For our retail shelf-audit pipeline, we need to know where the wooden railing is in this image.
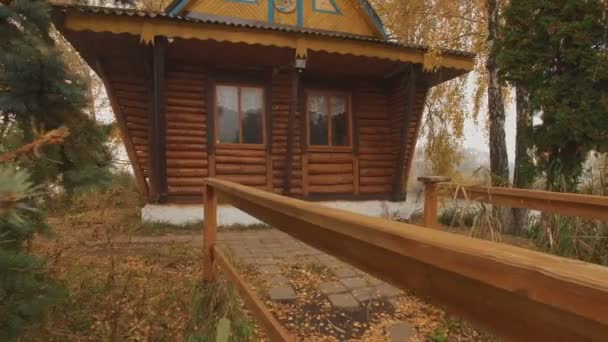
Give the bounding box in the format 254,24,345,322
202,178,608,341
418,176,608,229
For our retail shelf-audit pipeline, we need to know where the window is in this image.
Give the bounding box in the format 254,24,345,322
216,85,264,145
307,92,351,147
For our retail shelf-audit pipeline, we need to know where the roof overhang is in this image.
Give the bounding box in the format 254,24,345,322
52,5,475,73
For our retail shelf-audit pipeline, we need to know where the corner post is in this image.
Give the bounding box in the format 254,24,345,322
418,176,451,229
203,183,218,281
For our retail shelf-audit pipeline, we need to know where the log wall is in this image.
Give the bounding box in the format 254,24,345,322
103,61,428,203
102,58,150,188
165,63,208,197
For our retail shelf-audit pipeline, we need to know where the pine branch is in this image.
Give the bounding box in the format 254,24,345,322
0,127,70,163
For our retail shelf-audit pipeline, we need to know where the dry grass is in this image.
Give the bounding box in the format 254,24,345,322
23,180,259,341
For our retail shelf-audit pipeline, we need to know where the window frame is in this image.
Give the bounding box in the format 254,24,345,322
305,89,353,151
214,83,266,149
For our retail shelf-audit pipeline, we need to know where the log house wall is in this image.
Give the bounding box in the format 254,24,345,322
102,60,427,204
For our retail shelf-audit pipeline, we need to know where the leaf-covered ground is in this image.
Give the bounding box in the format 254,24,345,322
23,188,493,341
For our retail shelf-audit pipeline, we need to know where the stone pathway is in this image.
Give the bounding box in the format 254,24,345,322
217,229,405,311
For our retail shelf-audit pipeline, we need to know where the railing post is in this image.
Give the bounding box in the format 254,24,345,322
203,183,218,281
418,176,451,229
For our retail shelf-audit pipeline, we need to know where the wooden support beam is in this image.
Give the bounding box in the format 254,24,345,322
203,178,608,341
206,70,216,177
419,176,452,228
213,246,296,341
145,37,168,203
203,183,217,281
392,67,417,201
265,71,274,191
352,87,361,195
283,69,299,195
95,59,149,198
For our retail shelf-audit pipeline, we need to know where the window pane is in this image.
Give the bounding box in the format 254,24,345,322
217,86,239,143
241,87,264,144
331,96,348,146
308,95,328,145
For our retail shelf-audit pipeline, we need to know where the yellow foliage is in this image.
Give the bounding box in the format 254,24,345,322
372,0,489,175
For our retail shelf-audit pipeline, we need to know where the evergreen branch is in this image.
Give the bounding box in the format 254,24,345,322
0,126,70,163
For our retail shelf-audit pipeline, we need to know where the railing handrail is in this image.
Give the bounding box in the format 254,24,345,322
203,178,608,341
440,182,608,220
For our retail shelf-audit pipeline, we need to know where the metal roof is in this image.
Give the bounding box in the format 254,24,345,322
53,4,475,58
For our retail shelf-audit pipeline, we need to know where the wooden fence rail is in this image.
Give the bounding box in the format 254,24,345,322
418,176,608,229
202,178,608,341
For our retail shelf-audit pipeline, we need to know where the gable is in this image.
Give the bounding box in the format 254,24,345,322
167,0,386,38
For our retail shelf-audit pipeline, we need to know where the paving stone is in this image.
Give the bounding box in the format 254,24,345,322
375,283,402,298
320,281,349,295
328,293,360,311
340,276,368,290
386,322,417,342
254,257,277,266
351,287,375,302
333,267,359,278
269,274,290,286
269,286,297,302
258,265,282,275
365,275,383,286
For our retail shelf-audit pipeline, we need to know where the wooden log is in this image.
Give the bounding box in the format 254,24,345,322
165,151,207,159
166,136,206,144
203,184,217,281
273,179,302,187
359,154,394,161
167,177,205,186
359,184,392,194
166,128,206,137
164,113,205,123
360,176,392,185
217,174,267,185
166,143,206,151
309,174,354,185
353,158,360,195
216,156,266,165
308,163,353,175
308,153,353,163
166,159,208,168
167,168,209,177
360,168,394,176
215,148,266,157
166,121,206,130
216,164,266,174
165,106,204,115
112,82,146,93
166,97,204,107
309,184,353,194
359,160,394,168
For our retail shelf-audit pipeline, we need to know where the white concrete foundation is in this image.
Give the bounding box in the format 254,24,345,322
141,200,419,227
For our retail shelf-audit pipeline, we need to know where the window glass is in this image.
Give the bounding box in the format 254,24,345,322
241,87,264,144
331,96,348,146
308,95,328,145
217,85,239,143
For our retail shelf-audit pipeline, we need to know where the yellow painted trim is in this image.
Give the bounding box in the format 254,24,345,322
64,13,474,71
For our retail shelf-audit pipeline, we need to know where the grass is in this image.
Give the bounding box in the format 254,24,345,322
23,174,260,341
185,279,258,342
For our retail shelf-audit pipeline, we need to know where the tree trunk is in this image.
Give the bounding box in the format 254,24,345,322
512,86,532,235
486,0,513,232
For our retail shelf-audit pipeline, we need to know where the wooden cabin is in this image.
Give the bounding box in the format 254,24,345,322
52,1,474,224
